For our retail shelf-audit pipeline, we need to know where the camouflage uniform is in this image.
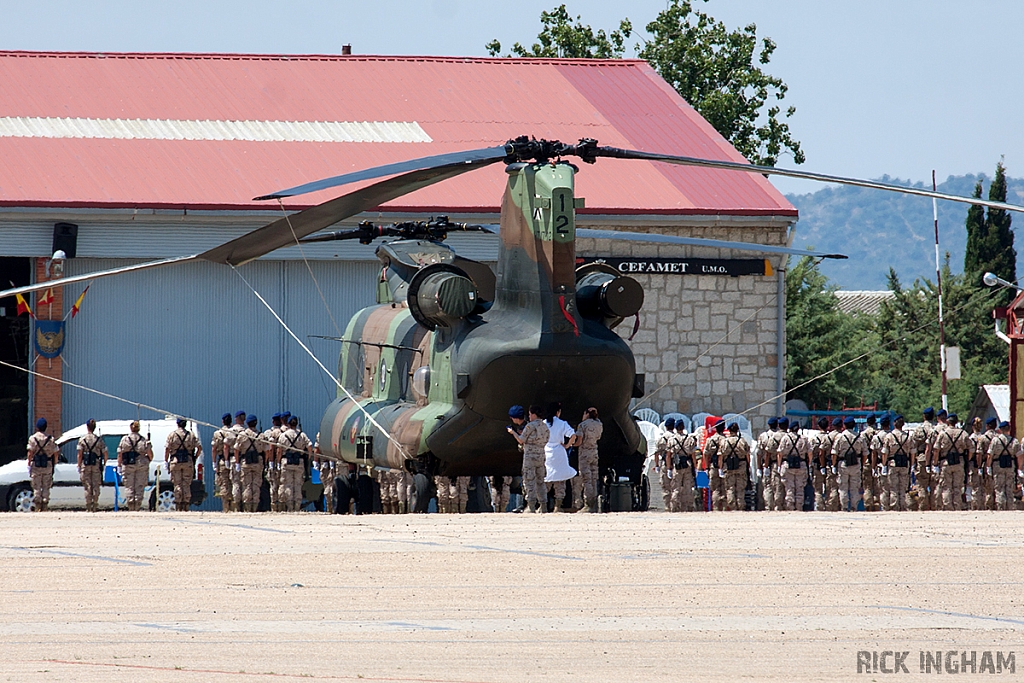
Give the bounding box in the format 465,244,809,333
859,424,879,511
233,425,265,512
832,428,867,512
881,427,913,511
77,431,108,512
807,428,829,511
719,433,749,511
27,430,59,511
912,420,937,511
672,431,699,512
655,430,678,511
261,422,283,511
435,475,454,513
491,475,512,513
776,430,809,511
520,419,549,512
277,426,311,512
970,427,995,510
988,431,1021,510
933,423,972,511
573,418,603,512
757,427,781,511
117,431,152,512
822,429,842,511
455,476,471,514
229,421,245,512
211,423,234,512
165,426,201,511
703,431,728,511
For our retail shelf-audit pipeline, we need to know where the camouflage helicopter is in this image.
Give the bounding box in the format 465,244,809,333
3,136,1024,512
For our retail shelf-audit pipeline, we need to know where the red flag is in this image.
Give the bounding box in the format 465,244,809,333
15,293,33,317
37,288,54,306
71,284,90,318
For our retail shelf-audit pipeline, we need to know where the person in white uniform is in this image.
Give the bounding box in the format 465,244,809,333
543,402,577,512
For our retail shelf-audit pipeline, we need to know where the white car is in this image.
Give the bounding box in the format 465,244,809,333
0,417,205,512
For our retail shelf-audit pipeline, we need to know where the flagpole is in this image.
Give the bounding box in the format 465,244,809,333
933,169,948,412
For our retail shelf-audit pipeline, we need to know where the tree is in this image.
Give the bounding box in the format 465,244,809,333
485,5,632,59
487,1,803,167
638,0,804,167
964,161,1017,304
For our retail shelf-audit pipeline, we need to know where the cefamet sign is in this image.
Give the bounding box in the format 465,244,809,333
576,257,774,278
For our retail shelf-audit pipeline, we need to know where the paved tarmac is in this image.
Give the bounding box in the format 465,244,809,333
3,510,1024,682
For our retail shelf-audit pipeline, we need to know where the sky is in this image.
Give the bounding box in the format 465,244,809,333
0,0,1021,195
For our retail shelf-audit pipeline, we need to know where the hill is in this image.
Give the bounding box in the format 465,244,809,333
785,174,1024,289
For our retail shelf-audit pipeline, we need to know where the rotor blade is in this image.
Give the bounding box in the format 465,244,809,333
200,157,502,266
254,145,509,200
0,255,200,299
576,229,847,260
592,147,1024,214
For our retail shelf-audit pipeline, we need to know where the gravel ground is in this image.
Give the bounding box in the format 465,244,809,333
2,510,1023,682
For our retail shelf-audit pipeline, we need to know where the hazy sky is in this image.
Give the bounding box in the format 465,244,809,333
1,0,1021,194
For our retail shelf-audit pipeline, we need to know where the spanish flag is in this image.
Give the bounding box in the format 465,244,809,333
71,284,90,318
37,288,54,306
15,293,33,317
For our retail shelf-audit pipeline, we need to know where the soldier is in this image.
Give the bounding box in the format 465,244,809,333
776,420,809,511
824,417,844,511
76,418,108,512
500,405,526,514
932,413,972,511
26,417,59,512
757,417,780,511
262,413,284,512
703,419,728,511
912,407,938,511
211,413,234,512
860,414,879,511
277,416,312,512
435,475,454,513
672,421,699,513
719,422,749,511
117,420,152,512
808,417,831,511
832,416,867,511
229,411,247,512
872,415,892,510
928,408,950,509
655,418,678,511
233,414,264,512
454,476,471,514
313,433,336,514
165,417,201,511
881,415,913,511
971,417,998,510
574,407,603,513
508,404,548,513
987,421,1021,511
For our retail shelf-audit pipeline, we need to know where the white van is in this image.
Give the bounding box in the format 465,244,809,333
0,416,205,512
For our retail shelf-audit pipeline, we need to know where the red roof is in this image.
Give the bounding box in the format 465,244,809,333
0,51,796,218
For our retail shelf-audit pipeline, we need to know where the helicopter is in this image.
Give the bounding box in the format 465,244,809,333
4,136,1024,512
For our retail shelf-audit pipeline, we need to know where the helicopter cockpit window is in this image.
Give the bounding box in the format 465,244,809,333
411,365,430,400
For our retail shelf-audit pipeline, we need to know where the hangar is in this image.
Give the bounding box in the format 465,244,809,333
0,50,797,480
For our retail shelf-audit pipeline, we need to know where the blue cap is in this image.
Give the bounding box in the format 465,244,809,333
937,409,948,419
923,407,935,417
817,417,829,429
222,413,232,422
999,421,1011,430
778,417,789,428
843,416,856,427
234,411,246,419
282,411,291,420
713,419,725,432
508,405,525,420
246,414,258,425
790,420,801,431
272,412,281,419
948,413,958,422
35,417,47,431
880,415,891,426
664,417,676,430
832,417,843,427
987,417,998,427
176,417,187,428
767,417,778,428
288,415,299,425
727,422,739,432
866,413,877,424
895,415,904,422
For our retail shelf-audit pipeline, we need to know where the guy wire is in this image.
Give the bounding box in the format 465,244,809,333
277,198,343,338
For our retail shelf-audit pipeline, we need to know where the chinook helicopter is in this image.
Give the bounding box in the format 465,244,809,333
4,136,1024,511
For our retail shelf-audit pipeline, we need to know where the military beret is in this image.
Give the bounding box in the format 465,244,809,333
832,417,843,427
767,417,778,427
778,417,790,428
999,421,1010,430
246,414,258,425
923,407,935,417
508,405,525,420
35,417,47,431
282,411,291,420
234,411,246,419
879,415,891,426
947,413,958,423
790,420,801,431
727,422,739,432
817,417,829,429
843,416,856,427
713,419,725,432
222,413,232,422
865,413,877,424
176,417,187,428
894,415,904,423
664,417,676,430
288,416,299,426
937,409,948,419
987,417,998,427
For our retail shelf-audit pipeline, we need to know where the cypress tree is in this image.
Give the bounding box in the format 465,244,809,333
963,181,986,282
984,162,1016,302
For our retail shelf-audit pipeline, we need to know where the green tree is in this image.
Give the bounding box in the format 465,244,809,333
485,5,632,59
785,257,873,409
487,1,803,167
964,161,1017,304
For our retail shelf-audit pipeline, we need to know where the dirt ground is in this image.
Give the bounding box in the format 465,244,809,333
2,510,1023,682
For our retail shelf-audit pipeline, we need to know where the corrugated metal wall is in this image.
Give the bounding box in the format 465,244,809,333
61,257,378,509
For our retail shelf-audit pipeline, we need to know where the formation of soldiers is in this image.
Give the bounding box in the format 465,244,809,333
654,409,1024,512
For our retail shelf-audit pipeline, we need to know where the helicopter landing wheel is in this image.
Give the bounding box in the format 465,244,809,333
411,473,434,513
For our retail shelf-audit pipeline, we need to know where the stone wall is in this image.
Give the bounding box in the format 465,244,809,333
576,219,793,431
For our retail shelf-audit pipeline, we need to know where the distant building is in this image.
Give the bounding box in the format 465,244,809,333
967,384,1010,426
833,290,895,316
